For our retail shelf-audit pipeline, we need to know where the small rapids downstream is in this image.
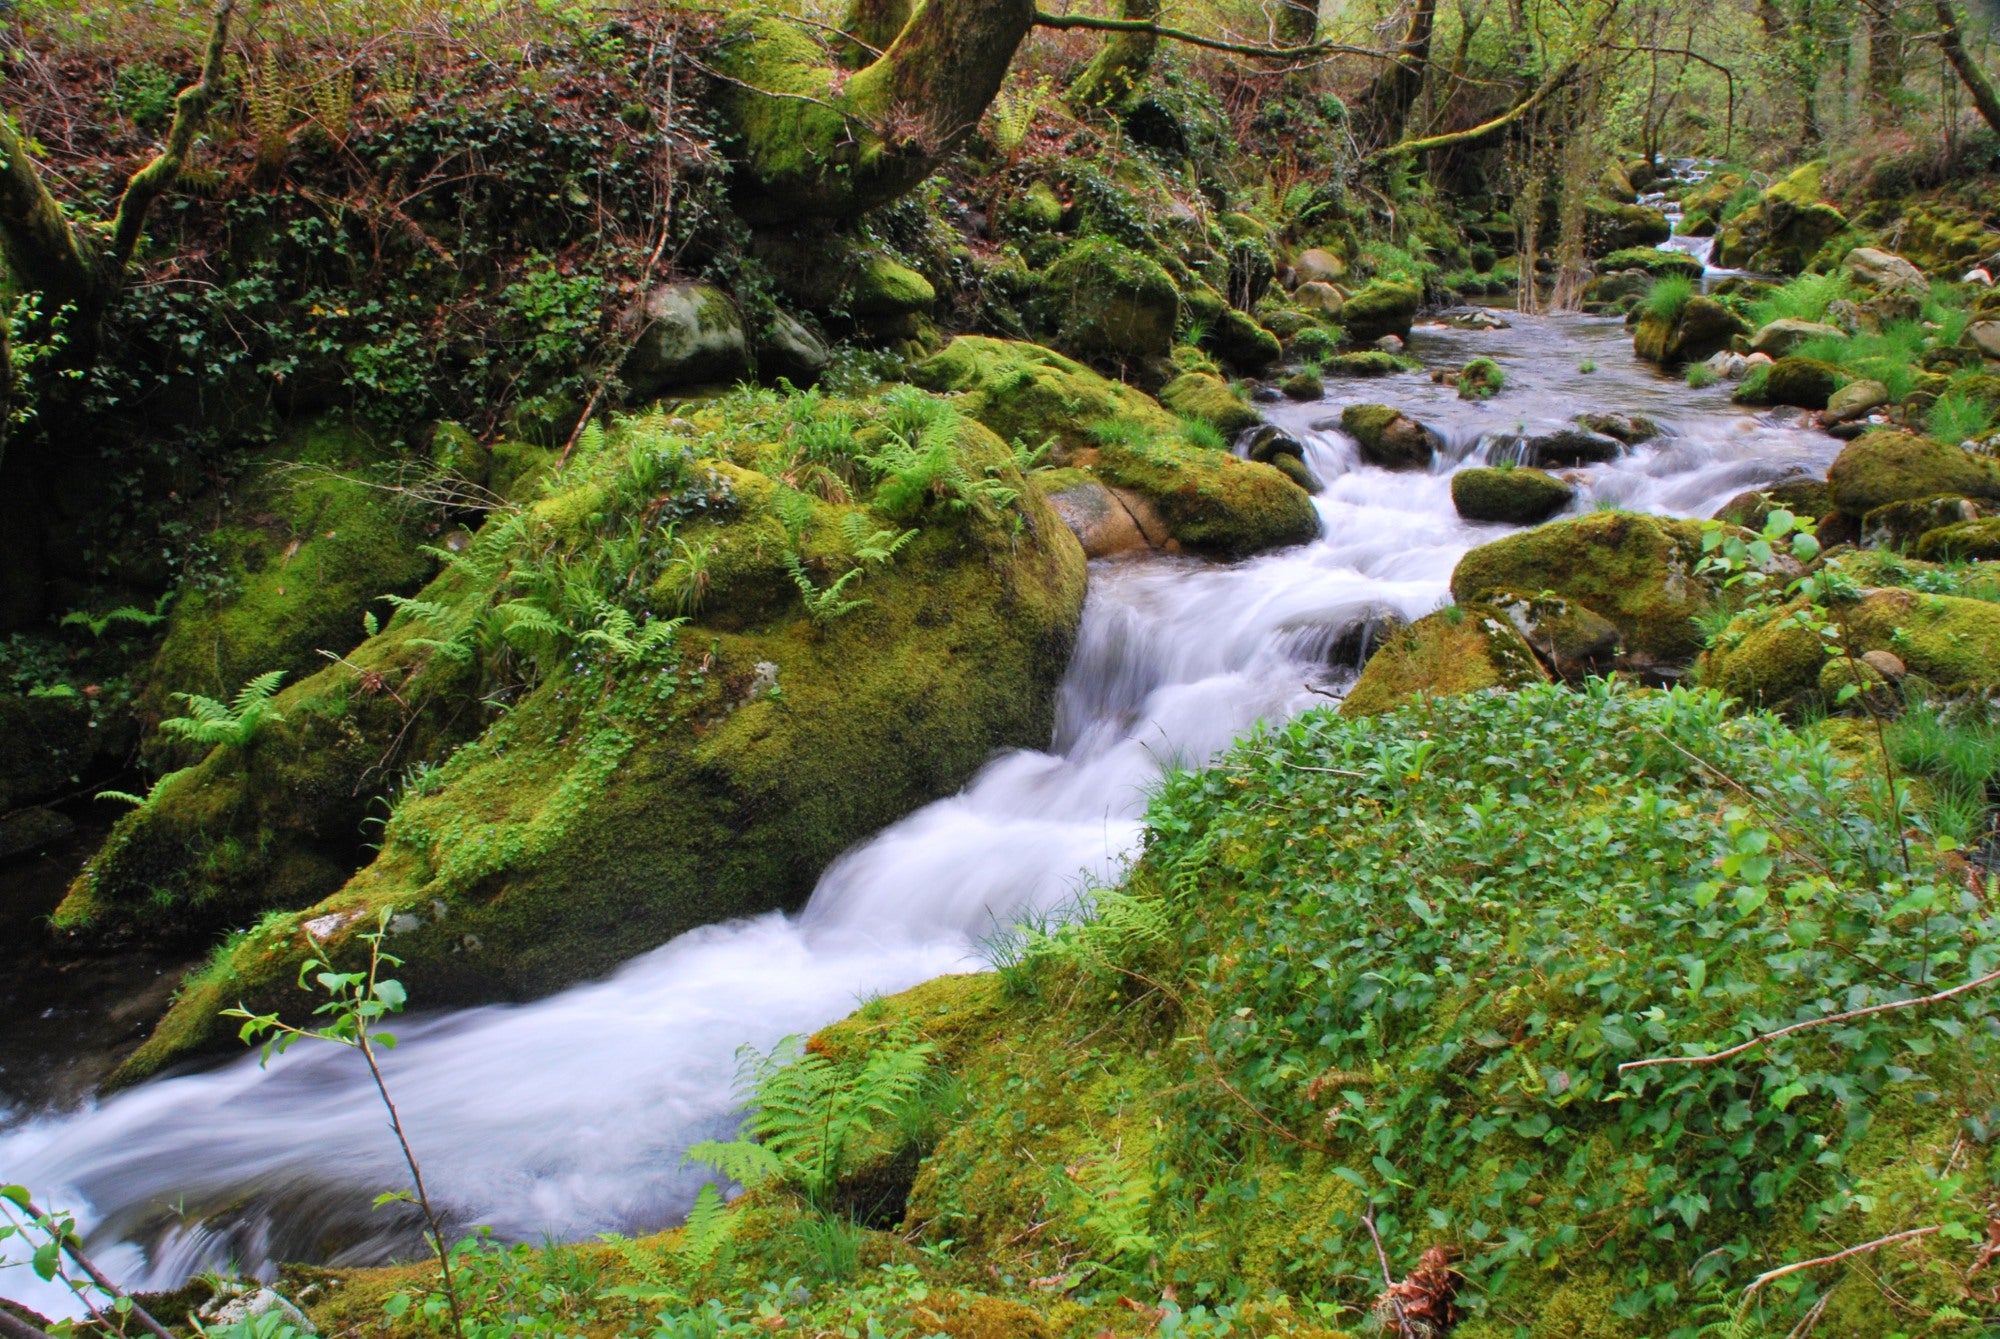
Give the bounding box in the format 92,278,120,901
0,313,1841,1315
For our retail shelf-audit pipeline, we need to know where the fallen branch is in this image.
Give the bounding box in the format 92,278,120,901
1032,10,1390,63
1745,1226,1940,1295
1362,1204,1417,1339
1619,967,2000,1074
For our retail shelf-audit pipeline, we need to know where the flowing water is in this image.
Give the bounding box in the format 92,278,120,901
0,312,1841,1317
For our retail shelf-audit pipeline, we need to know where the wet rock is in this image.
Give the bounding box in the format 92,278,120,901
1271,453,1323,493
0,806,75,861
1342,279,1421,344
1447,308,1512,330
622,282,751,397
1210,309,1283,373
1740,356,1842,410
1455,358,1505,401
1824,379,1889,424
1713,476,1832,529
1481,588,1624,680
1841,247,1930,298
1342,404,1438,470
759,311,831,386
1634,296,1749,366
1338,603,1548,718
1159,372,1261,435
1750,319,1845,358
1862,649,1908,680
1520,427,1624,468
1578,412,1660,445
1280,372,1323,401
1373,334,1407,353
1325,351,1405,377
1243,425,1307,464
1292,248,1347,285
1585,199,1671,254
1450,466,1574,525
1293,281,1344,315
1827,430,2000,515
1713,161,1847,275
1045,479,1165,557
1967,268,1994,287
198,1287,316,1335
1860,494,1986,551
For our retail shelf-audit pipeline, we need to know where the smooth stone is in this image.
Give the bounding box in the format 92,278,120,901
1824,379,1889,424
1841,246,1930,297
1750,319,1845,358
1969,321,2000,360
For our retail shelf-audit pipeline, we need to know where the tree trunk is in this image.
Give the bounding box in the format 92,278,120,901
1274,0,1318,50
1864,1,1905,122
1365,0,1438,146
1068,0,1161,111
0,112,108,318
716,0,1038,220
1936,0,2000,138
837,0,914,67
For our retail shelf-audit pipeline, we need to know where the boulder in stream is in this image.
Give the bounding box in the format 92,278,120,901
1341,404,1438,470
1339,603,1548,718
1451,466,1574,526
1826,430,2000,515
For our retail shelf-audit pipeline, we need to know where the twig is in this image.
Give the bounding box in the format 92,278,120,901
1363,1203,1416,1339
1031,10,1391,62
2,1200,174,1339
0,1305,58,1339
1745,1226,1939,1295
1619,967,2000,1074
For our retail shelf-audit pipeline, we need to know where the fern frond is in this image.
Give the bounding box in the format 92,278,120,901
683,1139,784,1189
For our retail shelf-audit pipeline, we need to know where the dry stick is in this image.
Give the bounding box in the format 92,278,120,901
1745,1226,1940,1295
7,1200,174,1339
1619,966,2000,1074
1362,1203,1417,1339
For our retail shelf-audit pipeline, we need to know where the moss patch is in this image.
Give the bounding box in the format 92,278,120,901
1339,604,1547,716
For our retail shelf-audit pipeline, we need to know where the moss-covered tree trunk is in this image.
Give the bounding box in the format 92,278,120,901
1067,0,1161,111
1274,0,1318,50
1364,0,1437,146
837,0,914,67
1936,0,2000,140
1864,0,1905,123
717,0,1038,220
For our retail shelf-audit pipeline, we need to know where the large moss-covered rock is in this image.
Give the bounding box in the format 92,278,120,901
1713,161,1848,275
1597,247,1703,278
102,395,1090,1083
622,283,752,397
1338,604,1547,717
1584,199,1671,255
1479,588,1624,680
911,338,1314,555
1714,477,1831,530
1634,296,1749,366
1342,403,1437,470
146,422,436,720
1860,495,1987,551
1339,279,1421,344
1206,309,1282,373
1036,237,1180,362
1158,372,1260,434
1915,515,2000,561
1826,430,2000,515
1450,466,1573,525
1450,512,1722,670
1736,356,1842,409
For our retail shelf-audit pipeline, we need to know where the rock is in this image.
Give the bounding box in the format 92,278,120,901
759,311,831,386
1860,495,1986,550
198,1287,315,1336
1600,161,1638,203
1862,649,1907,680
1293,281,1344,315
1597,247,1704,278
1159,372,1261,435
1210,309,1283,373
1915,516,2000,561
1824,379,1888,423
1518,427,1624,468
1446,308,1512,330
1451,511,1724,670
1634,296,1749,366
1045,480,1166,557
1713,477,1832,530
1578,412,1660,445
1373,334,1407,353
1342,404,1438,470
1280,372,1323,401
1342,279,1421,344
1585,199,1672,255
1338,604,1548,718
849,256,936,320
1712,161,1847,275
1000,180,1065,235
1292,248,1347,285
622,282,751,397
1455,357,1505,401
0,694,98,811
1826,430,2000,514
1450,466,1574,525
1705,351,1751,380
1966,321,2000,360
1243,425,1307,464
1038,238,1180,361
0,806,75,861
1750,319,1846,358
1740,356,1842,410
1480,588,1624,680
1841,247,1930,297
1324,351,1405,377
1967,268,1994,286
1270,453,1323,493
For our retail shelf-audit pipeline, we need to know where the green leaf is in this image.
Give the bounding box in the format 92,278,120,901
0,1185,29,1208
33,1241,59,1280
373,978,408,1010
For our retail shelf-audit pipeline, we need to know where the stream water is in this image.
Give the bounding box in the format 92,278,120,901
0,311,1842,1317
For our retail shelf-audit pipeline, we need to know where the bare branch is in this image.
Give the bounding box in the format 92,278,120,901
1746,1226,1940,1294
1619,967,2000,1075
1033,10,1392,63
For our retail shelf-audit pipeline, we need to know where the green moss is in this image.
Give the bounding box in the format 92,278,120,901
1915,515,2000,561
1323,350,1406,376
1337,278,1420,344
1450,466,1573,525
1158,372,1260,435
1736,355,1842,409
1596,247,1702,278
911,336,1177,458
1338,603,1547,716
1035,237,1180,362
1827,430,2000,515
999,180,1064,235
1696,599,1827,713
849,255,936,318
148,420,435,715
1341,402,1435,470
1456,356,1505,400
1450,512,1721,667
1204,308,1281,372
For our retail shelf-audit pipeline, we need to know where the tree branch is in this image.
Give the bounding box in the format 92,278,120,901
1619,966,2000,1074
1745,1226,1940,1294
1032,10,1391,63
107,0,238,274
0,106,98,309
1368,52,1584,160
0,1304,59,1339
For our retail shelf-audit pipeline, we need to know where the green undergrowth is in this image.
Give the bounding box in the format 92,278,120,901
311,682,2000,1339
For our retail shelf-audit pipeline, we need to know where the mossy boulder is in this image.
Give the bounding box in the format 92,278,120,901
1455,357,1505,400
1206,308,1282,373
1338,604,1547,717
1036,238,1180,362
1479,588,1624,680
1736,356,1842,410
1450,512,1722,670
102,397,1091,1083
999,180,1065,236
1859,495,1987,551
1339,279,1421,344
1324,350,1406,377
1584,199,1671,255
913,338,1314,555
1713,477,1832,530
1634,296,1749,366
621,282,751,398
1280,372,1323,401
1826,430,2000,515
1341,403,1437,471
1597,247,1703,278
1915,515,2000,561
146,422,436,722
1450,466,1573,525
1713,162,1847,275
1158,372,1260,434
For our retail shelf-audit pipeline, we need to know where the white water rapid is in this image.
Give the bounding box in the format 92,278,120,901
1,314,1841,1317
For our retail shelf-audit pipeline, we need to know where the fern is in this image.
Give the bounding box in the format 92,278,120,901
686,1026,936,1208
861,392,1020,523
60,593,172,639
986,76,1052,155
160,670,288,749
838,513,919,568
98,767,192,813
1063,1146,1158,1273
786,554,871,627
772,484,819,544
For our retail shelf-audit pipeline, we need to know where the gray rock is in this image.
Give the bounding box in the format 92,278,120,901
1841,246,1930,297
1373,334,1406,353
622,283,750,399
1293,281,1343,315
1578,412,1660,445
0,806,75,861
1243,425,1307,464
1520,427,1624,468
1045,481,1170,557
1824,379,1889,423
198,1287,316,1335
759,311,831,386
1969,321,2000,360
1750,319,1845,358
1292,248,1346,285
